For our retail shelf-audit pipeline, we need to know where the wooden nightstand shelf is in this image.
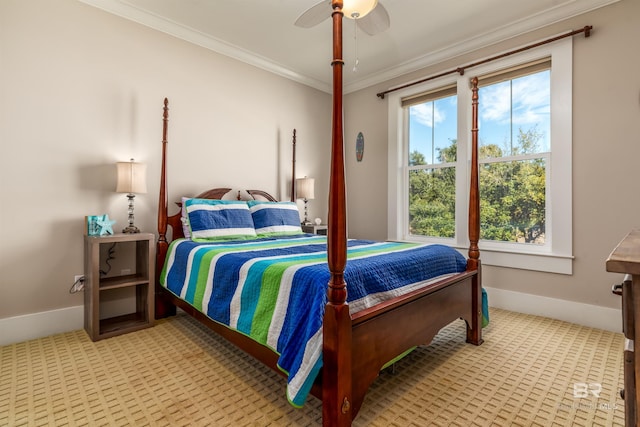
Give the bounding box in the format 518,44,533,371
302,224,328,235
84,233,155,341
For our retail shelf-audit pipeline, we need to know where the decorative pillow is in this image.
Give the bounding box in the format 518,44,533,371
185,199,257,241
181,197,191,238
247,201,303,237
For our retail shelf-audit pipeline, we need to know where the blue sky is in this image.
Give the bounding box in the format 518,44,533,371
409,71,550,164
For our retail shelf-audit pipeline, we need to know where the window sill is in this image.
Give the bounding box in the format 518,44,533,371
399,235,572,274
452,245,573,275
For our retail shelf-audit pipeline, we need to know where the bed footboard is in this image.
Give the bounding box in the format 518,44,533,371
348,270,482,418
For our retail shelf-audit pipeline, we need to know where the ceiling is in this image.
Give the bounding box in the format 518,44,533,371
80,0,617,94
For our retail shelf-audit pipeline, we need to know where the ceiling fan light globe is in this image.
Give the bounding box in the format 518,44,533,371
343,0,378,19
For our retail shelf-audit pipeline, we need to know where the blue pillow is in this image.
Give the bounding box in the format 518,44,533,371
247,201,303,237
185,199,257,241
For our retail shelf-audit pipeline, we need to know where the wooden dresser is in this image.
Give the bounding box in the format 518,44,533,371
607,229,640,426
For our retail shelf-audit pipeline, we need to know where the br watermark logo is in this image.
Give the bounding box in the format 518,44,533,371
573,382,602,398
556,382,618,411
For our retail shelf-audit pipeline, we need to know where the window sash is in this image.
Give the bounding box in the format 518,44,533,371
479,153,550,246
408,161,456,171
479,152,548,165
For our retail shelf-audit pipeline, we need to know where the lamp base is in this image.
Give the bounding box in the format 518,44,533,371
122,225,141,234
301,198,312,226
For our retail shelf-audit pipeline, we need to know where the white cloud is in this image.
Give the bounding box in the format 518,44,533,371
512,73,550,125
410,103,445,127
480,72,550,126
480,82,511,122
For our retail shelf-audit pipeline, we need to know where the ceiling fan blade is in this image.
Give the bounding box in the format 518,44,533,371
295,0,332,28
357,2,390,35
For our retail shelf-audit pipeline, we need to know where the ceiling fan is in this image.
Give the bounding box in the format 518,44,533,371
295,0,390,36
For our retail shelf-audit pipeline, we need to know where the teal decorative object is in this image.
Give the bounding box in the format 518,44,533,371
96,215,116,236
87,214,116,236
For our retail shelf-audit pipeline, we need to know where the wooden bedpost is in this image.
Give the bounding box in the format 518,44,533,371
323,1,352,426
467,77,483,345
291,129,297,202
468,78,480,267
158,98,169,251
156,98,176,319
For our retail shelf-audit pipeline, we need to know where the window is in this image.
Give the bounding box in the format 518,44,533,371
477,61,550,246
406,86,457,239
387,39,573,274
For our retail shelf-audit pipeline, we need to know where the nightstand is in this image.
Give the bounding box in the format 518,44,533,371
84,233,155,341
302,224,328,235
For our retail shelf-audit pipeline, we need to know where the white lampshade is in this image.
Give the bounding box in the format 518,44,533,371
296,177,315,200
116,159,147,194
343,0,378,19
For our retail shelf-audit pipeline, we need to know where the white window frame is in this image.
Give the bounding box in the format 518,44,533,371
387,37,573,274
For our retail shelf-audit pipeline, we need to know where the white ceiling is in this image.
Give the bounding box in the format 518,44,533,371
80,0,617,94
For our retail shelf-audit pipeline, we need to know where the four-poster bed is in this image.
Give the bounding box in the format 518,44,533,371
155,2,483,425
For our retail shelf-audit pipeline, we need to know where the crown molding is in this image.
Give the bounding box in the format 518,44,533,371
80,0,618,95
345,0,620,93
78,0,331,93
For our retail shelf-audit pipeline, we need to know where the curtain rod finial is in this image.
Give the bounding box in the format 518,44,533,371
584,25,592,37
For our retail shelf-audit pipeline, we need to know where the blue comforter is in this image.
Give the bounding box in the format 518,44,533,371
160,234,467,406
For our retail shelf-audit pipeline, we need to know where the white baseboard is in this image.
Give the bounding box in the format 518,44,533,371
0,305,84,347
485,287,622,333
0,289,623,346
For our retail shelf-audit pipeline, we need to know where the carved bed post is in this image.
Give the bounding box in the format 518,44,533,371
156,98,176,319
467,77,483,345
468,78,480,267
291,129,297,202
323,1,352,426
158,98,169,251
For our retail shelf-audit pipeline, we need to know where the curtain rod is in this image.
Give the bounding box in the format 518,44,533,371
376,25,592,99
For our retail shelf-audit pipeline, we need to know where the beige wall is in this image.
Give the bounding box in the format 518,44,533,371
343,0,640,310
0,0,331,320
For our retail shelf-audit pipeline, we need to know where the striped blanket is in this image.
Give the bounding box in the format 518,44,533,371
160,235,467,407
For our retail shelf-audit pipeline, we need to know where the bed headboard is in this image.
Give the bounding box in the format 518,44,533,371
156,98,295,278
164,187,279,242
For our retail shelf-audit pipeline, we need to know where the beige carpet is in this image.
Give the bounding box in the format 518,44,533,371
0,308,625,426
